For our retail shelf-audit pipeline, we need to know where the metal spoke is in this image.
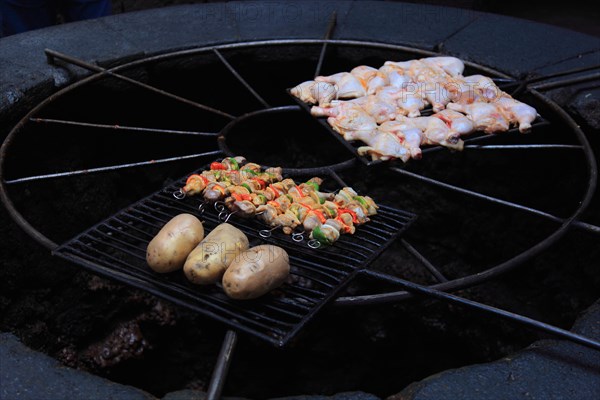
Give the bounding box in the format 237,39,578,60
361,269,600,352
5,150,224,184
390,167,600,235
45,49,236,120
327,167,349,188
206,330,238,400
401,239,448,283
314,11,337,78
464,144,583,150
528,63,600,84
530,72,600,91
212,48,271,109
31,118,218,136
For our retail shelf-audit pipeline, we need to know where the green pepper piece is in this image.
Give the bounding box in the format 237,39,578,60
312,226,332,245
228,157,239,170
241,183,252,193
320,197,325,204
257,194,267,203
242,168,258,176
354,196,368,209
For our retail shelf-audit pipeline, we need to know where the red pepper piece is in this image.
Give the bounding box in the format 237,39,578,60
338,208,359,224
210,162,226,170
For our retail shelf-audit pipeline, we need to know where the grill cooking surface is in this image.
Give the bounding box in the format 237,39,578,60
288,86,548,166
53,169,416,347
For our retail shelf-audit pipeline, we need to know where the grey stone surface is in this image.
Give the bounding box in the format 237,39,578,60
224,1,354,41
531,50,600,77
100,4,239,55
388,300,600,400
337,2,479,50
442,14,600,76
566,88,600,130
161,389,247,400
0,333,156,400
160,390,379,400
270,392,380,400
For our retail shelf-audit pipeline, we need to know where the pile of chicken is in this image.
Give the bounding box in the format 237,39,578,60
181,157,378,245
291,56,538,161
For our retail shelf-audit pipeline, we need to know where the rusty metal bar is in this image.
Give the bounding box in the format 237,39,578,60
45,49,236,119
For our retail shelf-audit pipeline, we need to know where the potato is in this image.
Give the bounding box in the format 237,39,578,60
222,245,290,300
183,223,249,285
146,214,204,273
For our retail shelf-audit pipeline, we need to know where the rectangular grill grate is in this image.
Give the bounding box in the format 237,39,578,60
287,88,549,166
53,172,416,347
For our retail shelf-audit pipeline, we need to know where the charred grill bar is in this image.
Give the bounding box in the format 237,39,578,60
1,5,600,398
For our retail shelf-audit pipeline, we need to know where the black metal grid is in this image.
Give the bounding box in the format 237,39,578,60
52,167,415,347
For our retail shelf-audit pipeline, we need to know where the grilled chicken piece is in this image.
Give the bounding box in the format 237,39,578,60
311,101,378,141
496,96,537,133
274,210,301,234
378,65,411,89
357,130,411,162
422,56,465,77
368,86,426,118
377,122,424,160
434,109,476,136
447,102,510,134
290,80,337,106
396,115,463,150
392,87,427,118
420,81,452,112
351,65,388,94
445,75,501,104
315,72,367,99
385,59,448,84
265,167,283,182
350,65,388,94
257,204,278,225
349,94,399,124
226,199,256,218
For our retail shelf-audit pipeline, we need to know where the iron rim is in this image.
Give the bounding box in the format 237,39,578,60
0,39,597,306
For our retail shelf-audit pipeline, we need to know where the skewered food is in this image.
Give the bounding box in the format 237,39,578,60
180,156,283,203
146,214,205,273
183,223,249,285
291,56,539,161
178,159,379,247
222,245,290,300
221,174,378,245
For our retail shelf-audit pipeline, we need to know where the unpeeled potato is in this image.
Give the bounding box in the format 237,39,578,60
146,213,204,273
222,245,290,300
183,223,249,285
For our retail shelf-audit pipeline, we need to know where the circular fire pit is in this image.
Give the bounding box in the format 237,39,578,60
1,2,599,399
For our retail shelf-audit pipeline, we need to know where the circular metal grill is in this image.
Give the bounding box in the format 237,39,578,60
1,40,597,310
